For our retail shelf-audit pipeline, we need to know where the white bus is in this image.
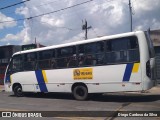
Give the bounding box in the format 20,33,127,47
4,31,156,100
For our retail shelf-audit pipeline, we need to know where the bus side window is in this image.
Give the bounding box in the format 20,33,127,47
129,37,140,62
67,54,77,67
57,46,77,68
105,36,140,64
78,42,104,67
23,53,37,71
8,55,22,74
95,42,105,65
51,58,56,68
84,54,93,66
78,45,85,66
38,50,55,70
84,43,95,65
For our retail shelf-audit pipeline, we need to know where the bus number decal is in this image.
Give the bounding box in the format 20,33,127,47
73,68,93,80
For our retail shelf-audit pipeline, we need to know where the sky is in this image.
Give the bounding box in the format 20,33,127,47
0,0,160,46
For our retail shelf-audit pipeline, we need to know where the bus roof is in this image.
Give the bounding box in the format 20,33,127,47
13,31,144,56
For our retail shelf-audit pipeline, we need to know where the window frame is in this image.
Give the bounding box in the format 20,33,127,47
7,55,23,74
77,41,105,67
105,36,140,65
23,52,37,71
37,49,56,70
56,46,77,69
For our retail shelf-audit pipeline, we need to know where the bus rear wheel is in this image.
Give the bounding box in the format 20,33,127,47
73,85,88,100
13,85,23,97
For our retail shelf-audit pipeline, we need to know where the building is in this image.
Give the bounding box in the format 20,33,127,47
21,43,45,51
0,45,21,85
150,30,160,46
150,29,160,82
0,43,45,85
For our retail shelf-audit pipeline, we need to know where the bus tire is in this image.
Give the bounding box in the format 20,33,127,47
13,85,23,97
73,85,88,100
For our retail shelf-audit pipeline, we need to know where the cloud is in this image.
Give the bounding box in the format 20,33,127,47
19,0,130,45
1,0,160,46
0,12,17,29
1,26,30,44
134,0,160,11
133,0,160,30
40,15,64,27
15,6,30,17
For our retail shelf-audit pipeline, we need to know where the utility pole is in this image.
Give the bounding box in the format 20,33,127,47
82,19,92,40
129,0,132,32
35,37,36,44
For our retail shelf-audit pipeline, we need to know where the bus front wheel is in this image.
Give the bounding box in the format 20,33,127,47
73,85,88,100
13,85,23,97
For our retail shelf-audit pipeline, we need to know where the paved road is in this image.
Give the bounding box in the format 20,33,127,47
0,86,160,120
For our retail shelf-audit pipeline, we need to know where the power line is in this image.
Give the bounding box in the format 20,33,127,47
1,0,62,16
0,0,93,24
0,0,30,10
91,27,98,37
28,0,93,20
28,0,61,9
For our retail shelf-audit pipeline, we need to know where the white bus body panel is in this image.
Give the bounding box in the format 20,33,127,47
8,64,142,93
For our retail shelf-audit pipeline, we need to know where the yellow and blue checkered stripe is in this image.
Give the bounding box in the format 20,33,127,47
35,70,48,92
123,63,140,82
